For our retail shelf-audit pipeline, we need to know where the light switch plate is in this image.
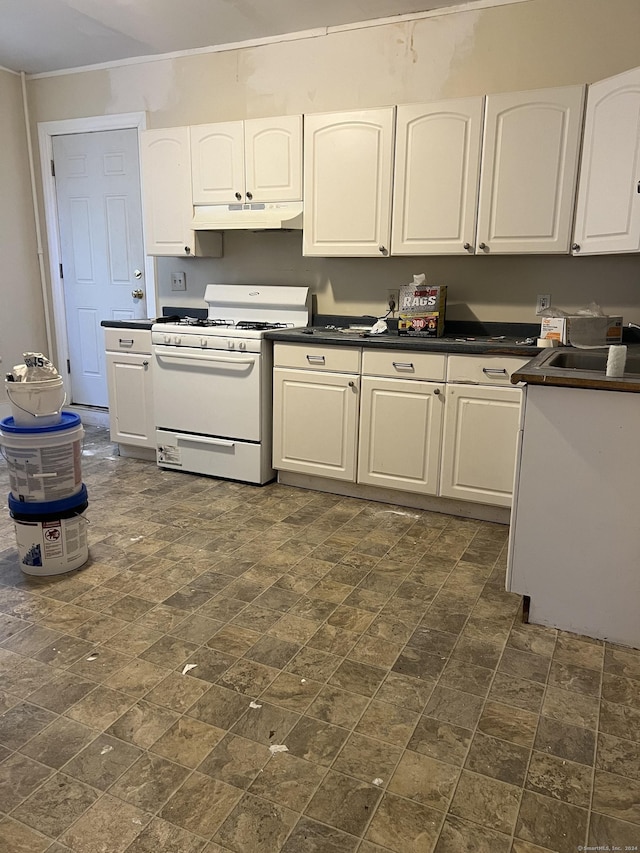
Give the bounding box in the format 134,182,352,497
171,272,186,291
536,294,551,315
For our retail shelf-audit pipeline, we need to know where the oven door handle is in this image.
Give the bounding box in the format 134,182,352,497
175,433,235,448
154,347,256,366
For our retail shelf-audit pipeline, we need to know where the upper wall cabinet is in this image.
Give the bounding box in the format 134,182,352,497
572,66,640,255
476,86,585,254
190,115,303,205
303,108,395,257
391,98,484,255
139,127,222,257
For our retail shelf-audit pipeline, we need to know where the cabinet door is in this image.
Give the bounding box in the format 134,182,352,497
303,108,395,257
191,121,245,204
392,98,484,255
273,369,359,480
573,66,640,255
245,115,302,202
358,377,444,494
476,86,584,254
106,352,155,448
440,384,522,507
140,127,194,256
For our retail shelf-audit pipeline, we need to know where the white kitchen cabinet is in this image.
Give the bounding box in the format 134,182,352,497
476,85,584,254
358,350,445,493
191,115,302,205
104,328,155,454
303,108,395,257
391,98,484,255
572,66,640,255
139,127,222,257
439,354,526,507
273,345,361,481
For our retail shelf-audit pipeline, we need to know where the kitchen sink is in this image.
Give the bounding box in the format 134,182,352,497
541,348,640,374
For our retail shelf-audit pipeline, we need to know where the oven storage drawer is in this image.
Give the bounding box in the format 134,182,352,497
156,429,270,484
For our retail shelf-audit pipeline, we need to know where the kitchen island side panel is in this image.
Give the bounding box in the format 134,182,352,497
508,384,640,646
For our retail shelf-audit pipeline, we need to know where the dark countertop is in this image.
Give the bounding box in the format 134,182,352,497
101,319,155,330
265,317,542,356
513,345,640,393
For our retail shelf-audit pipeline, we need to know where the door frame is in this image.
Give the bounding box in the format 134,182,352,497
37,111,155,404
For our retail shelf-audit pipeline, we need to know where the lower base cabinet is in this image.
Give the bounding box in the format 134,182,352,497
439,383,522,507
105,329,155,451
357,375,444,494
272,367,359,481
272,343,527,508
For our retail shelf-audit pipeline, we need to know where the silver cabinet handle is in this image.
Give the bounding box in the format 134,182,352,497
378,245,388,255
306,355,325,364
572,243,581,252
184,246,191,255
392,361,414,370
433,388,441,395
463,242,473,252
246,191,253,200
348,381,357,388
142,360,149,367
482,367,508,375
119,338,134,347
235,192,242,200
478,242,488,251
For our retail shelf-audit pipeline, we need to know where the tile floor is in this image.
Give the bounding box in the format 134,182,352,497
0,425,639,853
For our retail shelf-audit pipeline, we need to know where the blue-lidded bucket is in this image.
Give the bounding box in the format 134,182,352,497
9,485,89,575
0,413,84,503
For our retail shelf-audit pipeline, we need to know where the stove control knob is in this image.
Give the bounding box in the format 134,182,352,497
175,335,181,345
164,334,171,344
228,340,235,349
238,341,246,350
201,337,207,347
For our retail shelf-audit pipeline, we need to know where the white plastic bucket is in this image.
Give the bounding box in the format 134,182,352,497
5,376,66,426
0,413,84,502
9,486,89,576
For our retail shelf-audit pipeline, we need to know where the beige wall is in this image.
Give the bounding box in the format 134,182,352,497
25,0,640,325
0,69,48,407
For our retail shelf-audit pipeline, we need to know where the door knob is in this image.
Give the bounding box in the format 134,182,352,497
131,289,144,299
134,269,143,279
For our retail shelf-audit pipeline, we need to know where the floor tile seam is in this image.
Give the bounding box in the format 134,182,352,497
435,614,523,846
597,698,640,743
510,629,577,850
247,750,331,817
0,813,56,848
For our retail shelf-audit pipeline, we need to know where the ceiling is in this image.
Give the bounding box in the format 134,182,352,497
0,0,487,75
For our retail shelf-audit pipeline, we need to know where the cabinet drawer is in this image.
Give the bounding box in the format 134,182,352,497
273,343,361,373
362,349,446,381
104,328,152,354
446,355,530,385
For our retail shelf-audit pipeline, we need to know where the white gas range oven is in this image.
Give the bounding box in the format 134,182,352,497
151,284,310,484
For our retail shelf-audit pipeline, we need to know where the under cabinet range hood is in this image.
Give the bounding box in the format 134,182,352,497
192,201,303,231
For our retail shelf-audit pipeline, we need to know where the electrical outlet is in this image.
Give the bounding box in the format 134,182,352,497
171,272,186,292
387,289,399,314
536,293,551,315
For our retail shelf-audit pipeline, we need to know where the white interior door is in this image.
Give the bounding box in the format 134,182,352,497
53,128,146,407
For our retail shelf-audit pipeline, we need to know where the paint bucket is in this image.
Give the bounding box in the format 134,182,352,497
0,413,84,502
5,376,66,426
9,485,89,576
